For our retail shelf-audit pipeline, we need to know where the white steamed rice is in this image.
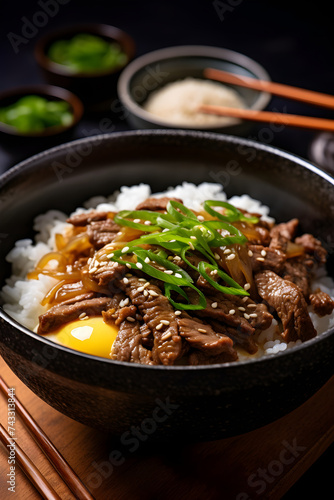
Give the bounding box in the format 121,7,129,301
1,182,333,359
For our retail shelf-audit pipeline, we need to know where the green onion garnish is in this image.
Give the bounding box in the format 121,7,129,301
109,200,259,310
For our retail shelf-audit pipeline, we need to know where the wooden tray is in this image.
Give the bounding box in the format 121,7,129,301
1,356,333,499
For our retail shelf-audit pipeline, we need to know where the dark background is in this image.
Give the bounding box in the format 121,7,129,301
1,0,333,497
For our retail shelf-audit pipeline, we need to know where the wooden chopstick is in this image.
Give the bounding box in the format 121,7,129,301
204,68,334,110
0,423,61,500
0,376,95,500
198,104,334,132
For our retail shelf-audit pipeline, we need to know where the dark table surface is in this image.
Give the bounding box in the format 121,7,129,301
1,0,334,498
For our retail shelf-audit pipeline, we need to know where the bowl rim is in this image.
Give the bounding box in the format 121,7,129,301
34,23,136,79
117,44,272,130
0,129,333,372
0,84,84,137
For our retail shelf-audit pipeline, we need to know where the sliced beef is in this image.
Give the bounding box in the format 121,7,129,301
269,218,299,252
90,261,127,287
209,319,258,354
295,234,327,265
38,296,116,334
135,197,183,211
255,270,317,342
87,219,121,249
188,288,272,334
118,276,183,365
112,319,153,364
248,244,286,274
49,291,96,306
176,317,237,360
282,258,312,298
67,210,110,226
309,290,334,317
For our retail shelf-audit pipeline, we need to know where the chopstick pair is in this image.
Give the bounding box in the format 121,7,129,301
200,68,334,131
0,375,95,500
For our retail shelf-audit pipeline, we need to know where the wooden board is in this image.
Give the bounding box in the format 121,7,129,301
1,355,334,500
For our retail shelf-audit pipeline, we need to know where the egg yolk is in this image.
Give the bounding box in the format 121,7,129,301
46,316,118,358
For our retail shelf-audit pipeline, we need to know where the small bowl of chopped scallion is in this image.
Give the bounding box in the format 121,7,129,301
0,85,83,139
34,24,135,106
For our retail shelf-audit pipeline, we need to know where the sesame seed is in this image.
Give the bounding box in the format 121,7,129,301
108,253,114,258
261,249,267,257
247,303,257,308
133,218,141,223
256,257,265,262
226,253,236,260
123,277,129,284
211,269,218,275
144,220,151,225
244,283,251,290
190,235,197,240
238,307,246,311
197,215,204,221
144,257,150,263
90,266,98,273
174,255,181,261
143,290,148,296
122,246,129,253
160,320,170,325
161,332,172,341
127,316,135,322
79,312,87,319
87,258,92,265
126,263,132,269
223,248,231,254
211,302,218,308
175,273,182,278
248,250,253,257
244,313,250,320
79,315,88,321
117,231,122,235
138,278,146,282
189,242,195,250
137,286,145,292
242,296,248,302
229,309,236,315
136,262,143,269
214,252,220,260
162,228,169,232
149,290,159,296
174,310,182,315
164,270,173,274
198,328,207,333
169,239,176,243
119,298,129,307
156,323,164,330
249,313,258,318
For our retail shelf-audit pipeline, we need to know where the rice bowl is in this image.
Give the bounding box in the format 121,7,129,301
2,182,333,364
0,130,333,438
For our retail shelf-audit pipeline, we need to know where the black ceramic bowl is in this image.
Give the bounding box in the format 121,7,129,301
35,24,135,107
0,85,83,147
117,45,271,135
0,130,333,441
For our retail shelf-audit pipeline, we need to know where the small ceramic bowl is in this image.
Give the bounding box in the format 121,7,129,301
0,85,83,147
117,45,271,135
35,24,136,106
